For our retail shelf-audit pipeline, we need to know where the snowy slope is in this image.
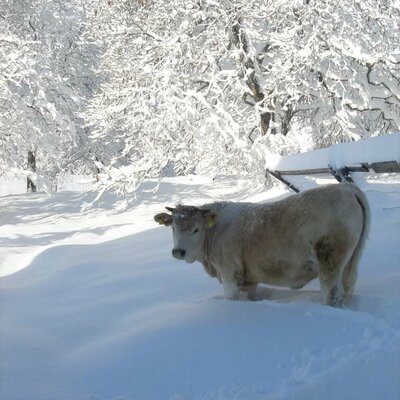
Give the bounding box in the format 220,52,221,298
0,175,399,400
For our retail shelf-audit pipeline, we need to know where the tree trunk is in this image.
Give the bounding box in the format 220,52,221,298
27,150,37,192
231,17,275,135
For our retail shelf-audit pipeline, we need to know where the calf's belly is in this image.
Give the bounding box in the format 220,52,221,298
250,259,319,289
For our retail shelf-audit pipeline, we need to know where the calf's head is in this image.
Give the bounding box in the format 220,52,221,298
154,205,218,263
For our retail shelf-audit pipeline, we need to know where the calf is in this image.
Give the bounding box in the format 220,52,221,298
154,183,370,307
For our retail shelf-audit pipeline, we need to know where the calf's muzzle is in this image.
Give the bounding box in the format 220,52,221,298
172,248,186,259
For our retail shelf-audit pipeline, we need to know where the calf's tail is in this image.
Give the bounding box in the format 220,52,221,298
342,184,371,296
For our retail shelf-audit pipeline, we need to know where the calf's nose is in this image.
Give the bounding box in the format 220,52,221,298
172,248,186,259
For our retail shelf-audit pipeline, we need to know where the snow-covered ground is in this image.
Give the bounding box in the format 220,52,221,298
1,175,399,400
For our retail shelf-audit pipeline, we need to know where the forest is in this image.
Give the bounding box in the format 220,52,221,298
1,0,399,193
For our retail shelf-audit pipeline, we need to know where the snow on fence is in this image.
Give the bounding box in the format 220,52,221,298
266,133,400,192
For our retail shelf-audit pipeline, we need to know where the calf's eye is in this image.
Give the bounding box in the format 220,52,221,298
193,228,199,234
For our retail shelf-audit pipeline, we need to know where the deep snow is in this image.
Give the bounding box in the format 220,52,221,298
0,175,399,400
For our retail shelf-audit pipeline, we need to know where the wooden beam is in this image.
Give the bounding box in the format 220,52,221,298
329,166,354,183
274,161,400,176
275,164,370,176
266,159,399,193
266,169,300,193
346,165,370,172
371,161,400,173
275,168,331,176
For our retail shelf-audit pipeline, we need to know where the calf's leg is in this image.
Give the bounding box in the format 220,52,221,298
315,235,354,307
320,277,345,307
243,284,258,301
222,276,240,300
342,257,358,297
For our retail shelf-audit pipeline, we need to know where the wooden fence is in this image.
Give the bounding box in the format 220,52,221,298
266,133,400,193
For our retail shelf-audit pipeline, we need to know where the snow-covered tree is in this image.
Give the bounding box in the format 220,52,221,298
0,0,99,189
2,0,399,194
84,0,261,194
241,0,400,153
85,0,400,194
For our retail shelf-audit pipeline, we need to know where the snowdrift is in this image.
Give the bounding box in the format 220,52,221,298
1,175,399,400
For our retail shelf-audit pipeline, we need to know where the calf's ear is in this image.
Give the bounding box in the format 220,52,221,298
203,210,219,228
154,212,173,226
